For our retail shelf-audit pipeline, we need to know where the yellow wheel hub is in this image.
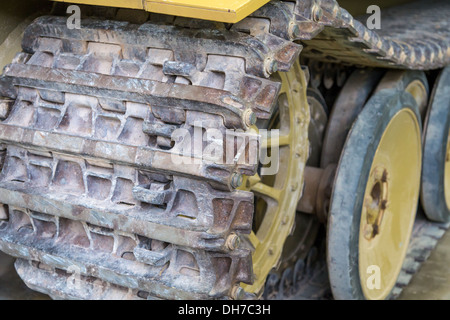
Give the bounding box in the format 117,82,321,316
359,108,422,300
240,61,310,296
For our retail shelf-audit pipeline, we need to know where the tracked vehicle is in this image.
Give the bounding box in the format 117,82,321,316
0,0,449,300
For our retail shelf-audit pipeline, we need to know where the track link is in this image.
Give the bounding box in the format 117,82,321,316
296,0,450,69
0,12,301,300
1,0,450,300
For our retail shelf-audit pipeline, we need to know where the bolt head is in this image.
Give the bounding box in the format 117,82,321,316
226,233,241,251
264,58,278,76
231,285,246,300
364,224,374,240
231,173,243,189
271,60,279,73
243,109,257,127
291,24,301,38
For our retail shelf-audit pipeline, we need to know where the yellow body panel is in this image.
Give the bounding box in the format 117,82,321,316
54,0,143,10
52,0,271,23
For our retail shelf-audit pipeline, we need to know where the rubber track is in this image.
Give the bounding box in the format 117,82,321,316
229,0,450,70
0,0,449,300
294,0,450,70
0,13,301,300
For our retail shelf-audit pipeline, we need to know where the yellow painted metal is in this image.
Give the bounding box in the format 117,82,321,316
146,0,271,23
52,0,271,23
444,130,450,210
405,80,428,116
240,61,310,295
53,0,143,10
359,108,422,300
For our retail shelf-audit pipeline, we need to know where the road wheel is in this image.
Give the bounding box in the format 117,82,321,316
327,82,422,300
321,69,384,168
421,66,450,223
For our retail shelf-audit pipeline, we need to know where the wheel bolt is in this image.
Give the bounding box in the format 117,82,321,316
231,285,246,300
290,23,301,39
226,233,241,251
265,58,278,75
243,109,257,127
270,60,279,73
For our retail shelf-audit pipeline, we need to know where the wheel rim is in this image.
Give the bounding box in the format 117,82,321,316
375,70,429,118
405,80,428,114
359,108,422,300
240,61,310,295
327,88,422,300
444,131,450,209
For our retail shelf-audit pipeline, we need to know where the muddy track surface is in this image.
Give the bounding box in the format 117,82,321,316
0,0,449,300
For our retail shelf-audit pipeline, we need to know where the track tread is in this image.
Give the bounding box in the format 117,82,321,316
0,10,302,300
295,0,450,70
